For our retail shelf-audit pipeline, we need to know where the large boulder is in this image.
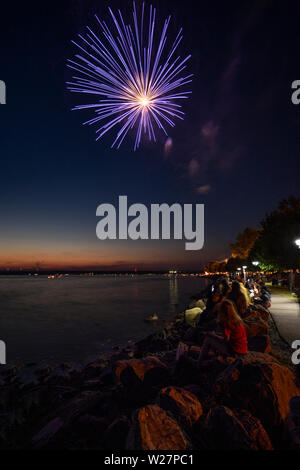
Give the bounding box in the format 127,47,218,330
172,354,202,387
182,327,197,342
83,360,107,379
134,330,172,356
31,391,104,448
127,404,190,450
244,317,269,338
157,386,203,428
114,357,168,387
204,406,273,450
245,305,270,322
248,335,272,354
45,365,72,385
173,353,234,406
214,352,300,444
103,416,131,450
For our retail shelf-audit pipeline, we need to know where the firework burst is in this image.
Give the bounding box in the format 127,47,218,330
67,2,192,150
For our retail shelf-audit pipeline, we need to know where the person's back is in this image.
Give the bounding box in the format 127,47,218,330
228,281,248,317
220,278,231,298
235,293,248,317
197,287,223,326
219,300,248,355
223,323,247,354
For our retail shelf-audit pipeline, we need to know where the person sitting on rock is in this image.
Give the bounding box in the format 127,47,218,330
197,300,248,364
220,278,231,298
197,284,224,326
227,281,249,317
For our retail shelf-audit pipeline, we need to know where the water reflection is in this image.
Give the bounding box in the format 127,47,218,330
0,275,205,362
169,278,179,314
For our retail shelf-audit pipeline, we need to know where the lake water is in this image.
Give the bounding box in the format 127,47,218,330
0,275,206,364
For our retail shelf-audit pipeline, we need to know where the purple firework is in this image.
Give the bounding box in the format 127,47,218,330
67,2,192,150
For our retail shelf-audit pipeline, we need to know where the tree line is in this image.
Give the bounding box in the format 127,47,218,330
207,196,300,273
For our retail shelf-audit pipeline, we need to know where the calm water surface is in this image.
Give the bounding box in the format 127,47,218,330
0,275,206,363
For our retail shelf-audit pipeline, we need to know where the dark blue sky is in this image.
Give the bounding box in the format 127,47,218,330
0,0,300,270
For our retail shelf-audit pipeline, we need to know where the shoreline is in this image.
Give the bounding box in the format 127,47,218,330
0,285,299,450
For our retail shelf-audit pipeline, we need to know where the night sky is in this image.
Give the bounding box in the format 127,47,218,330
0,0,300,271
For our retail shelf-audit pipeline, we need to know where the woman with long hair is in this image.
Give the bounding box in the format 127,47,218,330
197,300,248,364
227,280,249,317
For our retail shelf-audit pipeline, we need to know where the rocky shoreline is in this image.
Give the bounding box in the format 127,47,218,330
1,287,300,450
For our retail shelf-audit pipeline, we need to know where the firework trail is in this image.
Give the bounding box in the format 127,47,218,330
67,2,192,150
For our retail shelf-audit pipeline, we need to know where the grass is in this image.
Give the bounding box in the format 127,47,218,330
267,284,298,302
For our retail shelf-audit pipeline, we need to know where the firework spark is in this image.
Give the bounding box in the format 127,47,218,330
67,2,192,150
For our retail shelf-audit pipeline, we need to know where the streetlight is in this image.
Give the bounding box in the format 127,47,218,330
252,261,259,266
295,240,300,248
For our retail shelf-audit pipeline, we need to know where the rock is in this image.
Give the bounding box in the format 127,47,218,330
183,327,197,342
183,384,204,400
173,355,201,387
83,378,103,390
204,406,273,450
143,364,171,389
99,366,115,386
245,305,270,322
45,366,72,385
289,396,300,425
173,351,232,393
1,365,20,377
158,386,203,428
213,352,277,395
185,307,202,325
248,335,272,354
195,319,218,337
244,317,269,338
16,369,40,389
31,391,103,448
127,404,190,450
134,330,172,356
76,414,109,438
286,396,300,449
35,364,54,378
1,365,20,383
104,416,131,450
84,361,106,379
114,357,168,387
190,345,202,355
189,299,206,310
115,357,171,407
32,417,64,447
162,320,174,330
214,353,300,444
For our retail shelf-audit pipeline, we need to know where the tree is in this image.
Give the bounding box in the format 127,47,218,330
226,257,245,272
230,227,261,259
207,260,227,273
249,196,300,271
